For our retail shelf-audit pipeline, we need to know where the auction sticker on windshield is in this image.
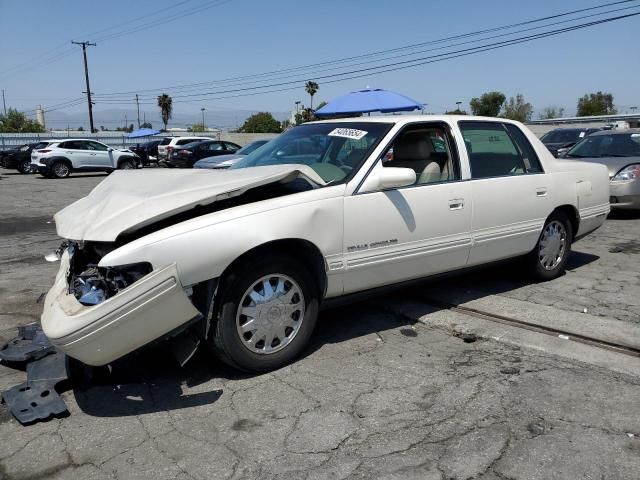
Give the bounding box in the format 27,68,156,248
328,128,368,140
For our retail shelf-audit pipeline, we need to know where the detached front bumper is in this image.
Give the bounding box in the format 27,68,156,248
41,251,201,366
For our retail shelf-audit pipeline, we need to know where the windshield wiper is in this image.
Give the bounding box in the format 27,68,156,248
564,153,585,158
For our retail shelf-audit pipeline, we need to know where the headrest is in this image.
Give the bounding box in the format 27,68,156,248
394,133,434,161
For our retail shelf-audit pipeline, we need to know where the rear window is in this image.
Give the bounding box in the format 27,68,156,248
160,138,171,145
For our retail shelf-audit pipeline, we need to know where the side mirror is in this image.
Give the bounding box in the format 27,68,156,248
359,163,416,193
107,147,114,152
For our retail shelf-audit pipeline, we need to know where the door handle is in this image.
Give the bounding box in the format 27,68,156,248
536,188,547,197
448,199,464,210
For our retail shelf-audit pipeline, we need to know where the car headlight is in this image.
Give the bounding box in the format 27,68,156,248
612,164,640,181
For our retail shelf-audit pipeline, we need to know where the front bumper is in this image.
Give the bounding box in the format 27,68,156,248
610,179,640,210
41,251,201,366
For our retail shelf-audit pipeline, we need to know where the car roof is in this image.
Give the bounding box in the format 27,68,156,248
306,114,526,126
589,128,640,136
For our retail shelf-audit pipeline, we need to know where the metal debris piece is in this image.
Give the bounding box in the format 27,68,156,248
1,353,69,425
0,323,54,363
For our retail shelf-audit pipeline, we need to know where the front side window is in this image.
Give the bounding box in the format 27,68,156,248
459,121,528,179
380,123,460,185
87,141,109,151
232,122,392,184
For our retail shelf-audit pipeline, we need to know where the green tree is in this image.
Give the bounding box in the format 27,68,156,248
77,126,84,131
0,108,46,133
577,91,616,116
157,93,173,131
190,123,207,132
140,121,152,129
539,106,565,120
445,109,468,115
502,93,534,122
239,112,282,133
305,81,319,110
469,91,506,117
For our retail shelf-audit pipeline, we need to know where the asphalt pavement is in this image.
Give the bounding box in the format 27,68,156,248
0,169,639,480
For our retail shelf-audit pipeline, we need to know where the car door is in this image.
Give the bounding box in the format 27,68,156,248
204,141,226,158
342,122,473,294
59,141,85,167
459,121,551,266
85,141,112,168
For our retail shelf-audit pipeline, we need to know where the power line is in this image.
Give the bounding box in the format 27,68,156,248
91,0,640,99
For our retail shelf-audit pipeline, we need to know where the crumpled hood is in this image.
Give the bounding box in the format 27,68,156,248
55,164,326,241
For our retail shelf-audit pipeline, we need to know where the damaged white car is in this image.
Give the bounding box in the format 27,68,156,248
40,116,610,372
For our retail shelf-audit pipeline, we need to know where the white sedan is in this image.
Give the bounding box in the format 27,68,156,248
40,116,609,372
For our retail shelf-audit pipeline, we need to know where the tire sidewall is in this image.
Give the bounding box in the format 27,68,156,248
18,159,31,174
119,158,134,169
213,256,319,372
52,160,70,178
533,211,573,281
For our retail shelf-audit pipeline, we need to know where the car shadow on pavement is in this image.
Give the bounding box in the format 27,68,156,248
608,210,640,220
72,251,600,418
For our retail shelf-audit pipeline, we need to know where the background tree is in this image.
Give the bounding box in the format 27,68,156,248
502,93,534,122
577,91,616,116
305,81,319,110
190,123,206,132
0,108,46,133
238,112,282,133
157,93,173,131
140,121,153,129
469,91,506,117
77,126,84,131
539,106,565,120
445,108,468,115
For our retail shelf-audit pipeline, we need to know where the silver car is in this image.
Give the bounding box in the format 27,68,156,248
563,129,640,210
193,139,270,169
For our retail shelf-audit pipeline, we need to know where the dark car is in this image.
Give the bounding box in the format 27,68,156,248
541,128,600,157
165,140,241,168
130,138,167,166
0,142,50,173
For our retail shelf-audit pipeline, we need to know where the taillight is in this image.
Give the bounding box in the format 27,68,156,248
37,149,51,153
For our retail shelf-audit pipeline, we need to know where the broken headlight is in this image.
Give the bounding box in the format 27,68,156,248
70,262,152,306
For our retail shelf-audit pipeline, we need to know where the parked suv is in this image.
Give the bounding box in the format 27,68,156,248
1,142,50,173
156,136,211,161
30,139,140,178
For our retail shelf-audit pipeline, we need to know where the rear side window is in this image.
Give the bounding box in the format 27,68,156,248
503,124,543,173
176,139,195,146
460,121,539,179
160,138,171,145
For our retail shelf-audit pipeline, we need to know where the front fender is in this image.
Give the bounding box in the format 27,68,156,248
99,190,345,288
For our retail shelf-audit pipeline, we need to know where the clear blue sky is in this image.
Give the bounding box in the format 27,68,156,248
1,0,639,123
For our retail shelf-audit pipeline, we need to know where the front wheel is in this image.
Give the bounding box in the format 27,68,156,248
209,255,319,372
528,211,572,281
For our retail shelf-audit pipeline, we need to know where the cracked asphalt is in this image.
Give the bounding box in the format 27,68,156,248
1,170,639,480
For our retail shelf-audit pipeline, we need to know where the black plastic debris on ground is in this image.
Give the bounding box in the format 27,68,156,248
0,324,70,425
0,323,55,363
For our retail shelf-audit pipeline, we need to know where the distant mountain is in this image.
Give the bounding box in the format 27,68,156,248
42,108,290,131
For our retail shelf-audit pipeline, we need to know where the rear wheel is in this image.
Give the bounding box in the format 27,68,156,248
528,211,572,281
119,159,135,170
51,161,71,178
209,255,319,372
17,159,32,174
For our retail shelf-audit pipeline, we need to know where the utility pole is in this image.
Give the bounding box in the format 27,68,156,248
201,107,205,130
1,89,6,115
71,41,96,133
136,94,141,128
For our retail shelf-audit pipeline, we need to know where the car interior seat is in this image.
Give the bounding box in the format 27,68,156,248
392,132,442,183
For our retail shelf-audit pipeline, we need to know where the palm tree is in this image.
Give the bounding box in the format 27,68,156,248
157,94,173,131
305,81,319,110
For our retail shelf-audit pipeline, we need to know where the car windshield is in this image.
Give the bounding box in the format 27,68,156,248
231,122,392,183
237,140,269,155
541,130,582,144
567,133,640,158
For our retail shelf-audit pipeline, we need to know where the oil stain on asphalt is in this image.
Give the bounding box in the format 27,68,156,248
0,216,54,237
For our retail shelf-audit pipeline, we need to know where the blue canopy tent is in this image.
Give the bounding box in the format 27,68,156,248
128,128,161,138
314,88,422,117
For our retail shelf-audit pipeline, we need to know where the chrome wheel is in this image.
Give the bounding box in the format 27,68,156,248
53,162,69,178
538,220,567,270
236,274,305,355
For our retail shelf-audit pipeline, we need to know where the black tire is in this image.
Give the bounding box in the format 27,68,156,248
528,211,573,281
118,159,135,170
17,159,31,174
209,255,320,372
51,160,71,178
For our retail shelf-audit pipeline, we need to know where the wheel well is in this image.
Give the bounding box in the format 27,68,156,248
49,156,72,167
220,239,328,298
117,156,135,168
553,205,579,239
